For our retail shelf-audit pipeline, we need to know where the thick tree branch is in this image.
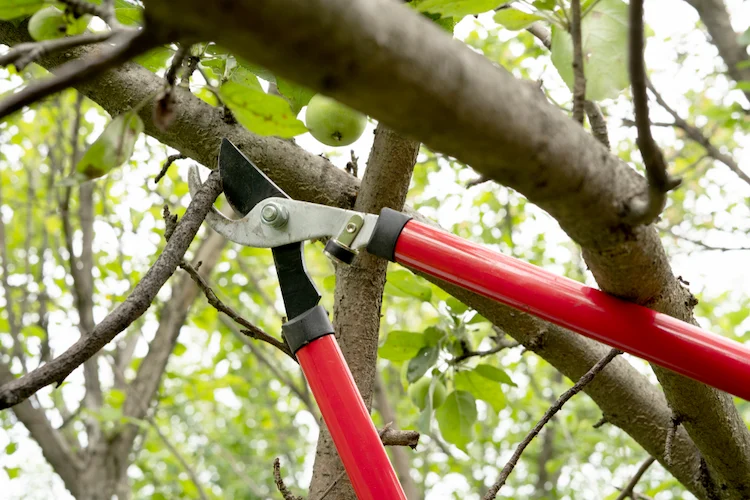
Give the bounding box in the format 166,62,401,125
483,349,622,499
0,170,222,409
308,125,418,499
626,0,681,225
0,31,113,70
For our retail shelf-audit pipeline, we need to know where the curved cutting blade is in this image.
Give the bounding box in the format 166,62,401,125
219,138,289,216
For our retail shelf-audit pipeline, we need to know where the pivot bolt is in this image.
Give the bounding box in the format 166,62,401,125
260,202,289,228
345,222,358,233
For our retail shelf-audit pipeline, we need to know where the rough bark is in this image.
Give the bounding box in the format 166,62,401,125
307,125,419,499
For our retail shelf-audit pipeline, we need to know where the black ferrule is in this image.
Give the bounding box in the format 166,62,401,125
282,305,335,354
366,208,412,262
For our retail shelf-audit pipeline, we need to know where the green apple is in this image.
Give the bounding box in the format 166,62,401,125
305,94,367,147
28,6,67,41
408,377,447,410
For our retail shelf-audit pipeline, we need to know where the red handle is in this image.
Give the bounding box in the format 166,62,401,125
296,335,406,500
395,220,750,400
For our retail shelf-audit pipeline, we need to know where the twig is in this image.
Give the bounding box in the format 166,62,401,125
593,415,608,429
154,153,187,184
483,348,622,499
646,81,750,186
615,456,656,500
149,417,209,500
625,0,681,225
172,243,294,359
58,0,109,21
0,171,222,410
466,175,490,188
570,0,586,124
273,458,303,500
0,31,114,70
527,22,551,49
450,337,520,364
0,29,155,121
661,228,750,252
584,101,610,149
345,150,359,177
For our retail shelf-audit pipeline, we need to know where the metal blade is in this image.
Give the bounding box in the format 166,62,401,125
218,138,289,216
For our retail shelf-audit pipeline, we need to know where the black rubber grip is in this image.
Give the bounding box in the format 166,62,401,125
366,208,412,262
324,239,356,264
281,305,335,354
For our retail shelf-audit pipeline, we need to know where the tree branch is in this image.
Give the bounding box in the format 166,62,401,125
0,27,155,121
483,349,621,499
0,170,222,409
570,0,586,124
646,80,750,186
0,31,114,70
625,0,681,225
615,456,656,500
450,336,520,364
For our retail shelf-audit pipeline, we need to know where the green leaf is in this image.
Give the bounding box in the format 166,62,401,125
173,342,187,357
407,345,439,382
114,7,142,26
467,312,489,324
446,297,469,315
550,0,629,100
4,466,20,479
106,388,127,409
423,326,446,346
385,269,432,301
5,442,17,455
435,390,477,450
228,66,263,90
737,60,750,70
475,363,516,386
738,28,750,46
219,80,307,138
236,60,276,83
532,0,555,10
493,8,543,30
134,46,173,73
455,367,507,412
416,0,506,17
0,0,44,20
379,331,426,361
277,78,315,115
66,111,143,184
736,81,750,91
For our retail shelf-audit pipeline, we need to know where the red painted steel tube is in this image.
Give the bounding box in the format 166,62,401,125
296,334,406,500
395,220,750,400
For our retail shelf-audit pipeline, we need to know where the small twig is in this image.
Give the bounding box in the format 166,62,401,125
154,153,187,184
149,417,209,500
527,22,551,49
345,150,359,177
0,29,156,121
162,218,294,359
584,101,610,149
592,415,608,429
273,458,303,500
615,456,656,500
570,0,586,124
661,227,750,252
483,349,622,499
646,81,750,186
0,31,114,70
664,415,681,466
450,338,520,364
180,55,201,88
625,0,681,225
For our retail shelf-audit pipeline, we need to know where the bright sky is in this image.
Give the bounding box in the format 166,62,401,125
1,0,749,498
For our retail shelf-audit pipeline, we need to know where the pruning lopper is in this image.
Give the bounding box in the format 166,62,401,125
189,139,750,500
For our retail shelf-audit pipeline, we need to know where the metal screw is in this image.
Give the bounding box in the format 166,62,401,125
260,202,288,228
345,222,358,233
